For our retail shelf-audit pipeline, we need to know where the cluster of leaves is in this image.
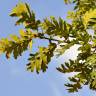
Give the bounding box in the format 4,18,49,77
27,43,56,73
0,0,96,93
41,16,72,39
10,2,40,30
56,0,96,93
0,29,38,59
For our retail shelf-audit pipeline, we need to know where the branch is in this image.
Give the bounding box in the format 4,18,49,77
38,33,70,43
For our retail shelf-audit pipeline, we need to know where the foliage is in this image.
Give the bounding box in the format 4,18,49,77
27,43,56,73
0,0,96,93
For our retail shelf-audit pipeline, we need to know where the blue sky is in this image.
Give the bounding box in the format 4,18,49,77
0,0,96,96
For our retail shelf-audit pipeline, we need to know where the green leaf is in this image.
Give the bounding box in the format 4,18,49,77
10,2,28,16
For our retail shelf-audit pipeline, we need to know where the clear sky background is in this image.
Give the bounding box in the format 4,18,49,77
0,0,96,96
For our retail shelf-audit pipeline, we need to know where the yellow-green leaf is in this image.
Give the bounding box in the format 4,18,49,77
29,40,32,51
